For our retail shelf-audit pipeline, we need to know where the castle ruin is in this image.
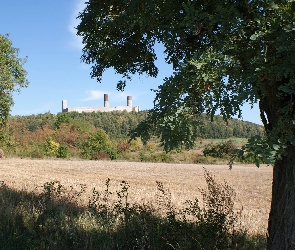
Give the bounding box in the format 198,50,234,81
62,94,139,113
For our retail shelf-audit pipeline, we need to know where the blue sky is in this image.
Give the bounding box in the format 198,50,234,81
0,0,262,125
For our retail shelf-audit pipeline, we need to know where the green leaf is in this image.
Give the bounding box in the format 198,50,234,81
273,144,279,151
255,159,260,168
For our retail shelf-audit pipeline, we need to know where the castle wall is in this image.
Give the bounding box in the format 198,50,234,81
62,95,139,113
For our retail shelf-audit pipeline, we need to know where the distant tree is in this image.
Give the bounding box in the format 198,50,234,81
0,34,29,127
77,1,295,248
79,129,117,160
55,112,71,129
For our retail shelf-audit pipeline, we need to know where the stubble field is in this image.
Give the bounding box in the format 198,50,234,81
0,158,272,235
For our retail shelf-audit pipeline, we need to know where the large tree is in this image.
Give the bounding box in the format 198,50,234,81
77,1,295,248
0,34,29,127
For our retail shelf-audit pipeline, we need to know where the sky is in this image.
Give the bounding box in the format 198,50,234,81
0,0,262,125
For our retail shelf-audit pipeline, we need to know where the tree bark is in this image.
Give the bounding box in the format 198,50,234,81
267,144,295,249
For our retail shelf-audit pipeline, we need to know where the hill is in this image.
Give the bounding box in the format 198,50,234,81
0,111,264,161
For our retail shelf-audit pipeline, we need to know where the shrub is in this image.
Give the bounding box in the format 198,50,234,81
79,129,117,160
129,137,143,152
194,155,218,164
55,112,71,129
203,140,236,158
145,142,157,153
117,142,130,152
184,169,241,249
56,145,69,159
91,151,110,160
139,152,174,163
30,148,44,159
44,137,60,157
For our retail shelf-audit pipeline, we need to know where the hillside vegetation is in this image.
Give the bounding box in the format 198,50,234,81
0,111,264,162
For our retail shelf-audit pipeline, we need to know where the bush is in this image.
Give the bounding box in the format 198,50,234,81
44,137,60,157
56,145,69,159
79,129,118,160
194,155,218,164
139,152,174,163
184,169,241,249
30,148,44,159
117,142,130,152
203,140,237,159
129,137,143,152
91,151,111,160
145,142,157,153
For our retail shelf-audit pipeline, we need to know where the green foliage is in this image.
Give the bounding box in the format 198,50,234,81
203,140,236,159
0,34,29,127
56,144,69,159
44,137,59,157
2,111,264,161
202,140,267,166
9,112,263,141
77,0,295,159
65,110,146,140
29,146,45,159
55,112,71,129
229,135,277,168
129,137,143,151
77,3,295,243
139,151,174,163
197,116,265,139
79,129,117,160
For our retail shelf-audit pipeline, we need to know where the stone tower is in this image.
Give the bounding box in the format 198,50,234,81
104,94,109,107
127,96,132,107
62,100,68,112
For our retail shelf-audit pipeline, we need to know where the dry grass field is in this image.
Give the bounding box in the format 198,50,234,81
0,158,272,235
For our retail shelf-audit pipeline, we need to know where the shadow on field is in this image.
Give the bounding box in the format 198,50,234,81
0,174,266,250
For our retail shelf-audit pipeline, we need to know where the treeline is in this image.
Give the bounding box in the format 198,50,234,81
196,115,264,139
9,111,146,141
0,111,264,161
7,111,263,140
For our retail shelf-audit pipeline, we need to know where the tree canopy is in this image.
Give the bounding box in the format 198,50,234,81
77,1,295,248
0,34,29,126
77,1,294,155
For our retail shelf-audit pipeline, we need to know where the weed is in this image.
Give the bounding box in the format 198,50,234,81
0,170,266,249
199,169,238,249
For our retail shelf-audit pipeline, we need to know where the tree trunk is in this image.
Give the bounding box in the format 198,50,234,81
267,144,295,249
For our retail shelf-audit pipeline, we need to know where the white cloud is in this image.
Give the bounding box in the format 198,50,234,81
68,0,86,50
82,90,105,101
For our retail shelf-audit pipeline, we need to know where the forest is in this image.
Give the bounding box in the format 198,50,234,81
0,110,264,163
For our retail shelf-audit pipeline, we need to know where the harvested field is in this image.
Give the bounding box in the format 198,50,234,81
0,158,272,235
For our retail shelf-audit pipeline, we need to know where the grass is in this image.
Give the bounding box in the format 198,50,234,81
0,169,266,249
0,158,272,235
117,138,251,164
203,138,249,145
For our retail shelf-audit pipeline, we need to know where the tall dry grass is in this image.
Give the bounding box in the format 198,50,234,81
0,161,267,249
0,158,272,235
